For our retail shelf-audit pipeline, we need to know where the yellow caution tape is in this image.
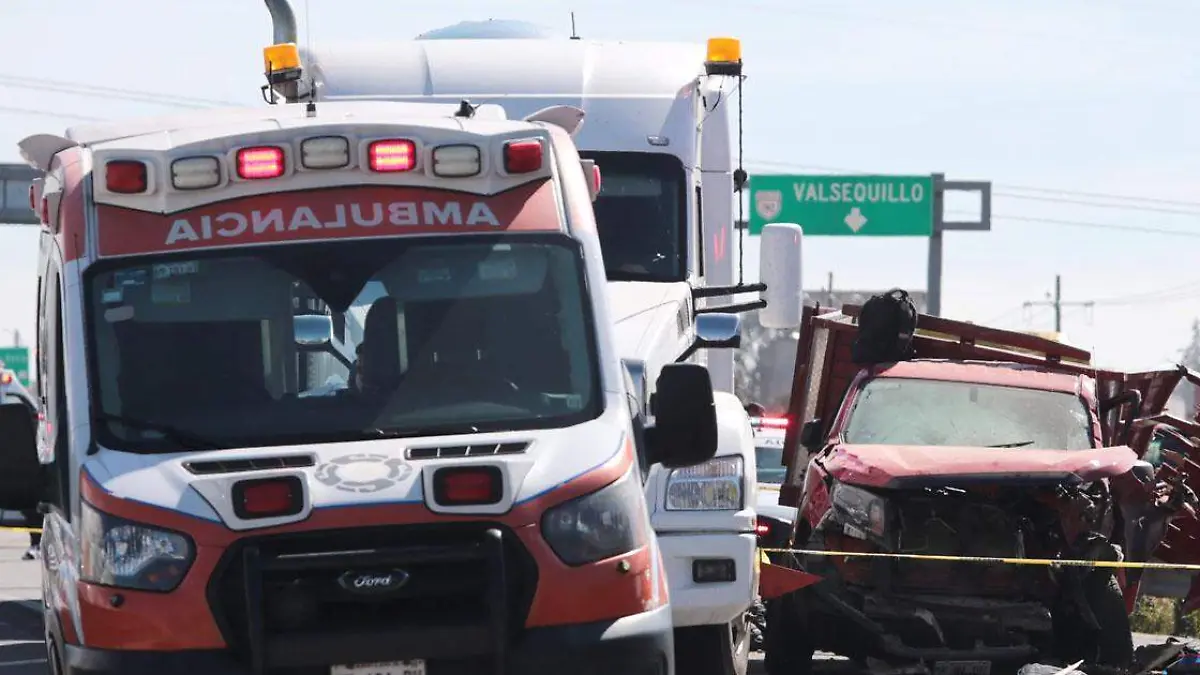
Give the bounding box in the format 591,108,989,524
0,526,42,534
760,547,1200,571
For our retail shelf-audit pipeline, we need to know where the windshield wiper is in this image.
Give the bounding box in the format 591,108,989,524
366,425,483,439
986,440,1035,448
95,413,226,451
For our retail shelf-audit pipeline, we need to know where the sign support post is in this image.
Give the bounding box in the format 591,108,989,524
927,174,992,316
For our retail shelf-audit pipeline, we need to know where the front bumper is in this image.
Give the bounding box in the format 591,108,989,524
658,531,758,628
803,584,1050,662
63,604,674,675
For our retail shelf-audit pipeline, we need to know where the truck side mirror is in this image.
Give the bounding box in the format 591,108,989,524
800,418,822,452
294,314,334,348
0,402,43,511
758,222,803,330
693,313,741,349
645,363,718,469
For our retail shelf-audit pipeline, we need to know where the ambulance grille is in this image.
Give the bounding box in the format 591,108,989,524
406,442,529,460
183,454,316,475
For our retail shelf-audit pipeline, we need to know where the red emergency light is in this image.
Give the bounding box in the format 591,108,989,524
503,140,543,174
232,476,303,519
236,147,286,180
368,139,416,173
757,417,790,429
755,516,773,539
0,372,12,385
433,466,503,506
105,160,148,194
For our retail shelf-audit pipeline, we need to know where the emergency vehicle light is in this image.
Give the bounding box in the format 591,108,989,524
704,37,743,77
433,466,503,506
503,139,543,174
105,160,149,194
263,42,302,84
171,157,221,190
368,139,416,173
431,144,481,177
232,476,303,519
301,136,351,169
236,146,286,180
0,372,11,385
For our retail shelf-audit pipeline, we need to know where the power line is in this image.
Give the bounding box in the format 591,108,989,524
1024,275,1093,332
747,159,1200,209
0,74,238,108
0,106,106,122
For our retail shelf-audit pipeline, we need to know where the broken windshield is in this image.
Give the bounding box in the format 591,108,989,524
841,377,1094,450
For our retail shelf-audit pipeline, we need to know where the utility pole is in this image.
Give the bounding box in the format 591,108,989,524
1023,274,1094,332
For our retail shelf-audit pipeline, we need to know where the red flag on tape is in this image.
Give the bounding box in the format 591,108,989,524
760,562,822,599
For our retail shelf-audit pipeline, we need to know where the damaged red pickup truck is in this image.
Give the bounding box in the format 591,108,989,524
762,300,1200,675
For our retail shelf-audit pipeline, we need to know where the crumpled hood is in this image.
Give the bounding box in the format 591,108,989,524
827,443,1141,489
605,281,691,358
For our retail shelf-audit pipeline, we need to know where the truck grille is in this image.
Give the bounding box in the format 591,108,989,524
206,522,538,673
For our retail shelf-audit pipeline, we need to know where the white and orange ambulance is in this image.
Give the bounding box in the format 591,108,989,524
0,93,736,675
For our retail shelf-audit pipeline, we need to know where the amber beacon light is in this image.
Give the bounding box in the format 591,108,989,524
704,37,743,77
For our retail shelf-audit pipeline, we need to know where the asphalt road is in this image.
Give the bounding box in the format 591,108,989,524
0,602,44,675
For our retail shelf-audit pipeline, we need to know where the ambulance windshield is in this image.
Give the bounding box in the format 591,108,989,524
581,151,686,283
85,235,602,452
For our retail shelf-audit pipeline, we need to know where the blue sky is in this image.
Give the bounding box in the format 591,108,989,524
1,0,1199,371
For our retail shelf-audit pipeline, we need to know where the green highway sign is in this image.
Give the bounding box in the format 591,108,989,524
0,346,31,388
749,174,935,236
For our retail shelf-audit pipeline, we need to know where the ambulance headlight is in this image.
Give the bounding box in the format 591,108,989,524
80,501,195,592
664,456,743,511
541,469,650,565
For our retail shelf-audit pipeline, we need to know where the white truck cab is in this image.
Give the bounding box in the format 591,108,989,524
0,95,735,675
253,5,806,673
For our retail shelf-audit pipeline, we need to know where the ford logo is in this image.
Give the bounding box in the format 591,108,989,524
337,569,410,595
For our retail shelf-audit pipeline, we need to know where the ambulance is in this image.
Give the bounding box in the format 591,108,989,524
254,4,807,672
0,91,776,675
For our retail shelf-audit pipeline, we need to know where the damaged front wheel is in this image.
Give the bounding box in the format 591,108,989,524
1052,570,1134,668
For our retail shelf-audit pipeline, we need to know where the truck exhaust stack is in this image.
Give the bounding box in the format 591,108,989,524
264,0,297,44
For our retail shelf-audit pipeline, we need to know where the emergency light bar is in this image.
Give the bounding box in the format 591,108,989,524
96,129,557,197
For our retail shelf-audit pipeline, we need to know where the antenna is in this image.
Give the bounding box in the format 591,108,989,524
569,12,580,40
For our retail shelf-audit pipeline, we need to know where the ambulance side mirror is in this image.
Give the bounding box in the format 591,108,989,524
759,223,803,330
645,364,718,468
0,402,43,511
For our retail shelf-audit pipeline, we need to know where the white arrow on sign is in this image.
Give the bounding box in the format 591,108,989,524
844,207,868,233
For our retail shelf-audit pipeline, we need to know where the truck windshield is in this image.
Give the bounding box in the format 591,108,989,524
580,151,686,283
841,377,1094,450
85,235,602,452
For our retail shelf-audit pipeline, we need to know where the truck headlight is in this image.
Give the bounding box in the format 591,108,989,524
831,483,889,538
80,501,195,592
541,469,650,565
664,456,744,511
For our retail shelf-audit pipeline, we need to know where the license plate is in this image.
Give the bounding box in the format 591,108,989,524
933,661,991,675
331,661,426,675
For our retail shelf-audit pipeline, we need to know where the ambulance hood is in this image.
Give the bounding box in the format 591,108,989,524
82,402,631,537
